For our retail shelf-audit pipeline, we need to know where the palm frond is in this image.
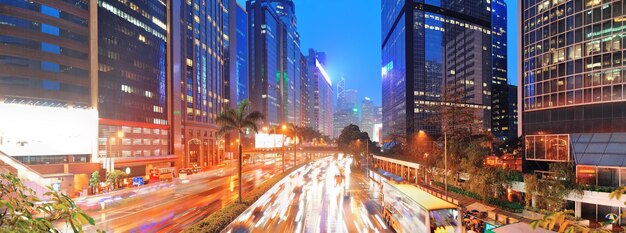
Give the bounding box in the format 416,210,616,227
216,109,239,128
217,125,237,137
243,111,264,124
241,121,260,134
238,99,251,118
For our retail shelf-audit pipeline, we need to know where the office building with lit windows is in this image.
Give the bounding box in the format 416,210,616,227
520,0,626,221
0,0,100,196
97,0,174,179
381,0,506,140
170,0,235,169
307,48,333,137
300,52,310,127
491,0,512,141
235,3,248,104
247,0,304,127
361,97,376,138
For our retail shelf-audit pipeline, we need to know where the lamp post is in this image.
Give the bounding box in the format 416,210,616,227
444,131,448,195
106,131,124,173
281,124,287,173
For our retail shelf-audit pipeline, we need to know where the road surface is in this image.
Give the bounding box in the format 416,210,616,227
225,156,391,233
75,155,305,232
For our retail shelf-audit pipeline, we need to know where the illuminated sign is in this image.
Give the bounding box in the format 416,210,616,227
0,104,98,156
255,133,290,149
315,59,332,85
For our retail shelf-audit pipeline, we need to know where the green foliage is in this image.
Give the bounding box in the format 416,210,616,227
531,210,610,233
0,173,98,232
185,164,307,233
432,181,523,213
581,185,615,193
336,124,378,156
524,174,538,207
89,171,100,188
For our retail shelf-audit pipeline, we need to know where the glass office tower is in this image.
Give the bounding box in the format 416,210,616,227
97,0,172,177
236,4,248,104
521,0,626,221
247,0,303,127
170,0,234,168
381,0,504,140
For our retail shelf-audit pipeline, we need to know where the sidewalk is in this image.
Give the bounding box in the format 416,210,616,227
75,161,235,203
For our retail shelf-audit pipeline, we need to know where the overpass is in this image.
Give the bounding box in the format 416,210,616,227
241,145,342,160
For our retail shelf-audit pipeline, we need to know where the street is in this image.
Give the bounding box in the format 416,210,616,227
224,156,391,233
74,155,303,233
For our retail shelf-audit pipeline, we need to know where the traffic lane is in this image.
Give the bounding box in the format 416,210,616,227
88,174,258,232
225,157,391,233
84,158,303,232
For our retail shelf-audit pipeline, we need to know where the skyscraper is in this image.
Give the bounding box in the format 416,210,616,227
300,52,310,127
361,97,376,138
307,48,332,137
235,4,248,104
491,0,511,141
520,0,626,219
97,0,173,176
247,0,303,127
170,0,235,168
381,0,506,140
0,0,99,196
507,84,518,140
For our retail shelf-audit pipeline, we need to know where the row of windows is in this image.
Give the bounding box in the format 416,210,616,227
97,149,166,158
525,83,626,110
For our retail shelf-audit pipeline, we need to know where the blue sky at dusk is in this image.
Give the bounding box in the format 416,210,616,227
237,0,519,106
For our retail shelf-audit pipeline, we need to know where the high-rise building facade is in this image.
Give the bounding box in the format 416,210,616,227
170,0,235,168
491,0,511,140
247,0,303,127
507,84,518,140
0,0,95,107
307,48,332,137
235,3,248,104
361,97,376,138
97,0,173,177
521,0,626,221
300,52,310,126
0,0,100,196
381,0,505,140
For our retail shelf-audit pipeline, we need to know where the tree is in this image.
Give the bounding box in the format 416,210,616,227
216,99,264,203
89,171,100,194
531,210,610,233
0,173,98,232
106,170,126,190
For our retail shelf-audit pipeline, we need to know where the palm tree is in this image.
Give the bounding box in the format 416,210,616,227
216,99,264,203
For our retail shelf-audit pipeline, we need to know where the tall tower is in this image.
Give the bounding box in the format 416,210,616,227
381,0,505,141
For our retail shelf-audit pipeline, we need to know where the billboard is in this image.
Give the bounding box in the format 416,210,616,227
254,133,290,149
0,104,98,156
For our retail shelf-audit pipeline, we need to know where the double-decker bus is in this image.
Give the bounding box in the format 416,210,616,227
382,179,460,233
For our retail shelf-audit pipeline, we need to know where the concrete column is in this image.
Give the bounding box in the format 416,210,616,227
575,201,581,218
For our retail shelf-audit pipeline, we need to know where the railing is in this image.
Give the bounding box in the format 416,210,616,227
0,149,51,197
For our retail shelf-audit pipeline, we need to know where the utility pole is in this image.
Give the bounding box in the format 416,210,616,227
444,131,448,195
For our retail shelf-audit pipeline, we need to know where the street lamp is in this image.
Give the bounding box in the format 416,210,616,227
281,124,287,173
106,131,125,173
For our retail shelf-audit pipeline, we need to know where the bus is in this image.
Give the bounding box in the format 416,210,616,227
382,179,460,233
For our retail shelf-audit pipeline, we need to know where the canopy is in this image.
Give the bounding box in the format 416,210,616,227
491,223,555,233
